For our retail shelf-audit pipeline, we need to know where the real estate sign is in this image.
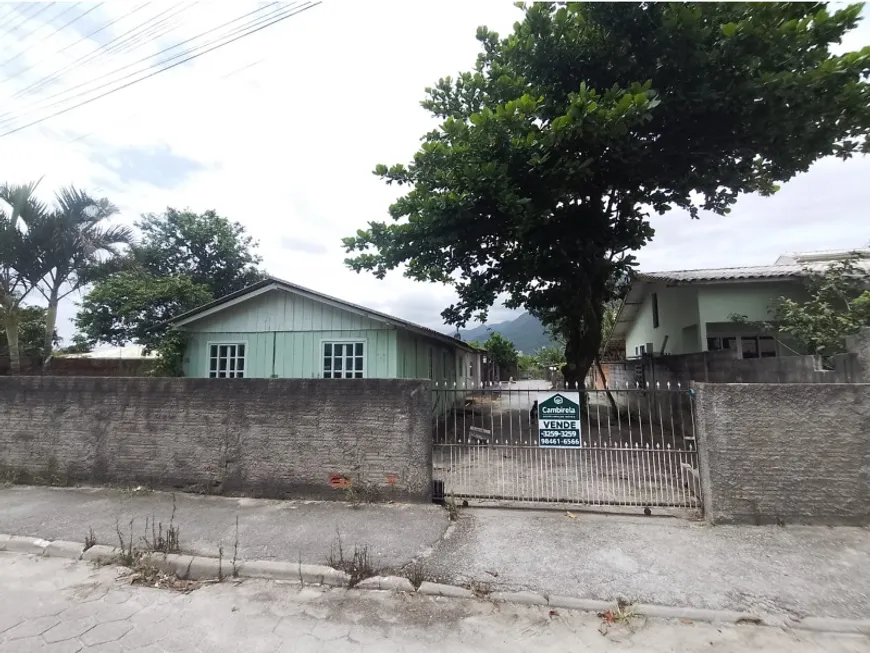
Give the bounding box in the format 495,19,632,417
537,392,582,448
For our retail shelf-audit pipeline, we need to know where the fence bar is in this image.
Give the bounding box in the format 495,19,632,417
430,381,700,509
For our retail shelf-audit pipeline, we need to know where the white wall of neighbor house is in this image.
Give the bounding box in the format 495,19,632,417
697,281,808,357
626,280,810,359
625,283,700,357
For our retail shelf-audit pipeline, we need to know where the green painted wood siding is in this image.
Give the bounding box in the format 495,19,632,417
180,289,398,378
187,289,386,333
397,331,461,383
183,329,397,379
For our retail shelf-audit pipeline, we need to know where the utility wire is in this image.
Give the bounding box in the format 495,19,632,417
0,5,198,125
0,3,99,72
1,2,283,126
3,1,193,112
3,2,56,35
6,2,159,100
0,3,78,69
4,2,147,94
0,1,320,139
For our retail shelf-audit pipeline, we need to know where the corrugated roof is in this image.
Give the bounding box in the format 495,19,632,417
639,265,804,283
641,248,870,284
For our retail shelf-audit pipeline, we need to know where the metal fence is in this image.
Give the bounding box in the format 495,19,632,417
432,380,700,509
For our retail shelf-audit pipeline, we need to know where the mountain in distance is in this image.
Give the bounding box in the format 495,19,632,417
455,312,554,354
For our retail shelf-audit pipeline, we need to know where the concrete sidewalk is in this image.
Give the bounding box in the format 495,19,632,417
2,486,869,622
0,486,447,571
423,508,870,620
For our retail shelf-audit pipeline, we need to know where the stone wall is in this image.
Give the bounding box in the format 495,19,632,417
694,383,870,526
0,377,432,502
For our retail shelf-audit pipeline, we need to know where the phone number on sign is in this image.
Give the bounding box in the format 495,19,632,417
540,435,581,446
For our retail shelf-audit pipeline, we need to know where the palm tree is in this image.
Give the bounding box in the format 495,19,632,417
31,187,134,363
0,180,47,373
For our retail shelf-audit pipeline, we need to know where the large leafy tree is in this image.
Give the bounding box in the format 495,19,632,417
484,332,519,371
76,271,213,351
137,209,263,296
75,208,263,351
344,2,870,385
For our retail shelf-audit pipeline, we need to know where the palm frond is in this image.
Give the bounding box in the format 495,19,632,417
54,186,119,224
0,179,47,228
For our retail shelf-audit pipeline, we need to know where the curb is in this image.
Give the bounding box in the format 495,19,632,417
1,533,867,636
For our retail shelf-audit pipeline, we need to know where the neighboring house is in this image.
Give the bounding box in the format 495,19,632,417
610,249,870,360
65,345,155,359
169,276,482,387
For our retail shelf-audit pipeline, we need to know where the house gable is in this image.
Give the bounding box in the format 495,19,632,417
176,286,393,334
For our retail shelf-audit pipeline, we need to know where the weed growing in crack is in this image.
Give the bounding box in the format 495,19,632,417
232,516,240,578
142,494,180,554
84,527,97,551
116,518,137,567
403,561,429,590
344,480,383,507
468,580,492,598
598,599,643,635
111,516,198,592
326,528,379,588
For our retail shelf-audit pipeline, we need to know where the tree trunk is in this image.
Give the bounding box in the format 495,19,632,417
5,311,20,374
42,286,59,367
561,324,602,389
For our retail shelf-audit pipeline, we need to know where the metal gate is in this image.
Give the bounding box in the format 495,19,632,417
432,380,700,509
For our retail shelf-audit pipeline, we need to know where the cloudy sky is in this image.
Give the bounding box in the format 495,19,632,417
1,0,868,344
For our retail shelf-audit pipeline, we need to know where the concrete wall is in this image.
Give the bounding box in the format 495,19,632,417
594,327,870,387
695,383,870,526
0,356,156,377
0,377,432,502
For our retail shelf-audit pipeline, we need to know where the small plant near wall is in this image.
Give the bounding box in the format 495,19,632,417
152,328,188,377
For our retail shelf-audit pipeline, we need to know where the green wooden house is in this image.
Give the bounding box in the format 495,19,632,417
169,277,482,388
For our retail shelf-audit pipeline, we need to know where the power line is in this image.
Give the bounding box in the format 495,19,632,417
4,2,147,94
0,3,77,69
0,2,284,127
0,2,320,139
6,2,158,100
0,3,91,71
3,2,56,35
0,4,197,124
3,1,191,110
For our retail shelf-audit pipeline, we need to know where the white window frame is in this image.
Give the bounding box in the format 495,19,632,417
706,333,777,358
320,338,367,379
206,341,248,378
